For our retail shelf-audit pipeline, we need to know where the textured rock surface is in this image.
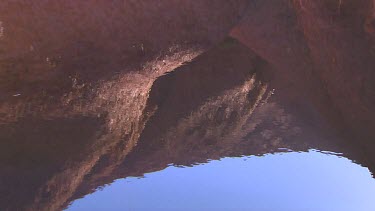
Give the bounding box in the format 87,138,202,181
0,0,249,93
231,0,375,142
1,0,374,140
0,39,349,211
1,1,375,210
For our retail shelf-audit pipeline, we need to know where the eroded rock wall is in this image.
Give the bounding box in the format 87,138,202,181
0,0,249,92
231,0,375,142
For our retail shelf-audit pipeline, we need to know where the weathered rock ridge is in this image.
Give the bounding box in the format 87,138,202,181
0,1,375,211
0,0,374,141
231,0,375,144
0,39,372,211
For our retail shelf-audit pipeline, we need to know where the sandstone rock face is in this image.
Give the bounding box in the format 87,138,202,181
0,39,349,211
1,1,375,210
231,0,375,142
0,0,249,92
1,0,374,140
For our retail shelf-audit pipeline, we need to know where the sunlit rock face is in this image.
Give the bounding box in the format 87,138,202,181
1,0,374,141
0,0,249,94
0,47,201,211
0,44,201,211
0,38,370,211
0,2,250,209
0,38,334,211
0,1,375,211
0,39,266,211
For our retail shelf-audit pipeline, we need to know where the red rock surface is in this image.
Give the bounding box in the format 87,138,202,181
1,1,375,210
231,0,375,142
0,0,249,91
1,0,373,140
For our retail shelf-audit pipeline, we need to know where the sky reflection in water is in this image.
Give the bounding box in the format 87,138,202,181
67,150,375,211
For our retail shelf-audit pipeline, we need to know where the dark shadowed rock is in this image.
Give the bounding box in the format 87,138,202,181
1,1,375,210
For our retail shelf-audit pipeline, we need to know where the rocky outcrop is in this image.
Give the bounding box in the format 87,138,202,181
1,0,374,141
0,0,249,94
0,39,269,211
0,38,369,211
1,1,375,210
230,0,375,143
0,46,200,211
